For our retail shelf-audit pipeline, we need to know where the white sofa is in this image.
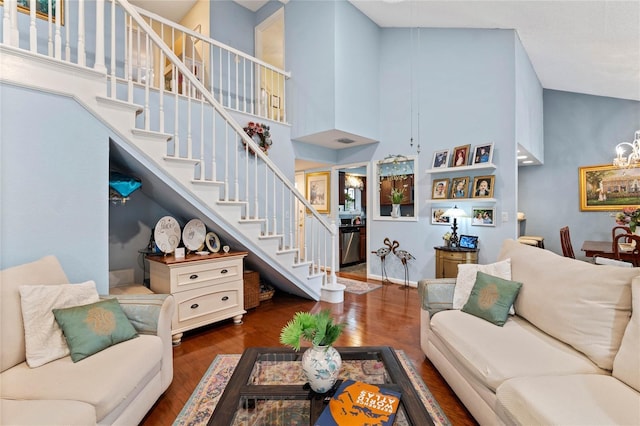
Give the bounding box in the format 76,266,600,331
1,255,175,425
419,239,640,425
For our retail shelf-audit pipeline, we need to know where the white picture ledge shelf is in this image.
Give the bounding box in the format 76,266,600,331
426,163,496,175
426,198,497,204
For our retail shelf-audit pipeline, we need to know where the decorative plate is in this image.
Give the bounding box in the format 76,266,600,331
205,232,221,253
183,219,207,252
154,216,181,254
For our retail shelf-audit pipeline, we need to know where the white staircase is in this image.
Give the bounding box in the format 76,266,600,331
0,0,345,302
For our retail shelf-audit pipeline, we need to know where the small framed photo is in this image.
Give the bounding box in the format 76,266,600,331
471,207,495,227
432,207,451,225
471,175,495,198
432,149,449,169
431,178,450,199
450,176,470,199
271,95,280,109
472,143,494,165
451,144,471,167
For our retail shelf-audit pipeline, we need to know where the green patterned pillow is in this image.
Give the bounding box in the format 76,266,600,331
53,298,138,362
462,271,523,326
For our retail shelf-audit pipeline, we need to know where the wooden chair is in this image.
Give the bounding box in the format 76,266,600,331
613,233,640,267
612,225,632,247
559,226,575,259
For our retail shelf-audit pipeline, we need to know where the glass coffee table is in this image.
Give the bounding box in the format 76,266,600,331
208,346,435,425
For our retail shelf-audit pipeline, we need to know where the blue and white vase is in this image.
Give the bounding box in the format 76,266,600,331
301,344,342,393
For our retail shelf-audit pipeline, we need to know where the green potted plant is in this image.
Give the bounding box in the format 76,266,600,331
389,187,405,205
280,309,345,351
280,310,345,393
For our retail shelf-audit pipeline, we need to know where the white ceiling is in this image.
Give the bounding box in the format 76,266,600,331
131,0,640,102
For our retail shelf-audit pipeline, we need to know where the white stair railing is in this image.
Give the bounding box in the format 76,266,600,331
1,0,341,297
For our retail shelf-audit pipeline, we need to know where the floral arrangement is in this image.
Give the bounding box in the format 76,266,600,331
389,187,405,204
279,310,345,351
615,207,640,232
243,121,272,154
442,232,452,242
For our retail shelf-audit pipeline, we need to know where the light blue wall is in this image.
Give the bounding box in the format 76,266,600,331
515,33,544,163
334,1,380,139
286,0,337,139
210,0,255,53
1,84,110,292
373,28,520,281
519,90,640,257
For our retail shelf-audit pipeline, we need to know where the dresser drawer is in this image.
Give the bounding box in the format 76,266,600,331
173,283,243,332
155,257,243,293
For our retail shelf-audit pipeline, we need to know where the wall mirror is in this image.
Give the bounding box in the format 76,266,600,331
374,155,418,221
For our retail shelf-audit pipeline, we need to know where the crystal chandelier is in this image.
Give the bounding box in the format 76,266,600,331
613,130,640,168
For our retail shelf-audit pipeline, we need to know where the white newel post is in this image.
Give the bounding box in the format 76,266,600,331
94,0,106,72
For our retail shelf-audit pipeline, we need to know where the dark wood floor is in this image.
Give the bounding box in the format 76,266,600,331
140,273,477,425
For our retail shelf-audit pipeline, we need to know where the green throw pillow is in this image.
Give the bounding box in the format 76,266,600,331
53,298,138,362
461,271,523,326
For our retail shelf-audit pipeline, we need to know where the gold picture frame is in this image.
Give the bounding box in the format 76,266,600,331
579,164,640,211
2,0,65,24
471,175,495,198
306,171,331,214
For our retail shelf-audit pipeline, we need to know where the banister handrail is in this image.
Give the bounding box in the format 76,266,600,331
132,5,291,79
116,0,334,235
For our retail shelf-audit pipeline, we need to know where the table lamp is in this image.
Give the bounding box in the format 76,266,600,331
443,206,467,248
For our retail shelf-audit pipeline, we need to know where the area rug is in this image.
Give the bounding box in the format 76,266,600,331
336,276,382,294
174,350,450,426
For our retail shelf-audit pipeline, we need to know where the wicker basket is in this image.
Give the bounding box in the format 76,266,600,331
243,270,260,309
259,283,275,302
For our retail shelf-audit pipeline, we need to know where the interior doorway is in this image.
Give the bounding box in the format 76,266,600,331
335,162,369,280
255,8,284,121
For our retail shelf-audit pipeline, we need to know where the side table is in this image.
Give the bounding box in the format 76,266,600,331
434,246,478,278
147,251,248,345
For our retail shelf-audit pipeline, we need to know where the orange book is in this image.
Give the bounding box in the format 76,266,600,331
315,379,401,426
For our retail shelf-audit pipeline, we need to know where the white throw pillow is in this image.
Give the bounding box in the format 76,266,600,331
613,279,640,392
453,259,513,313
19,281,99,367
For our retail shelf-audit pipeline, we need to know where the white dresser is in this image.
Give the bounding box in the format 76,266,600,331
147,251,248,345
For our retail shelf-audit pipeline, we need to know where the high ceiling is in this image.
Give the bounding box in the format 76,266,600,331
130,0,640,102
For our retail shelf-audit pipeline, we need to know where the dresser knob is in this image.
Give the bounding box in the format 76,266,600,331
189,274,198,280
222,296,229,301
190,303,199,309
220,269,228,274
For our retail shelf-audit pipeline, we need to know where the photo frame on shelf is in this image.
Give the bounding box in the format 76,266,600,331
305,171,331,214
578,164,640,211
472,143,494,165
450,176,470,199
471,207,496,227
432,207,451,225
431,178,450,199
451,144,471,167
471,175,495,198
432,149,449,169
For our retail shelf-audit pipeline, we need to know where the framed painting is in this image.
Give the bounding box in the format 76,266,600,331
472,143,494,165
431,178,450,199
471,175,495,198
432,149,449,169
451,144,471,167
450,176,470,199
579,164,640,211
4,0,65,24
306,171,331,214
431,207,451,225
471,207,495,227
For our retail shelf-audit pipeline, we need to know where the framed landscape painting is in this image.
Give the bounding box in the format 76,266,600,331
579,164,640,211
306,171,331,214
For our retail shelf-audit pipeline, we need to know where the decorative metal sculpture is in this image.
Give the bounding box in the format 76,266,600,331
372,238,398,283
392,242,415,289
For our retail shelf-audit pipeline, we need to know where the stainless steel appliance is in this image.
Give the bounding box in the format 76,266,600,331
340,226,360,266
